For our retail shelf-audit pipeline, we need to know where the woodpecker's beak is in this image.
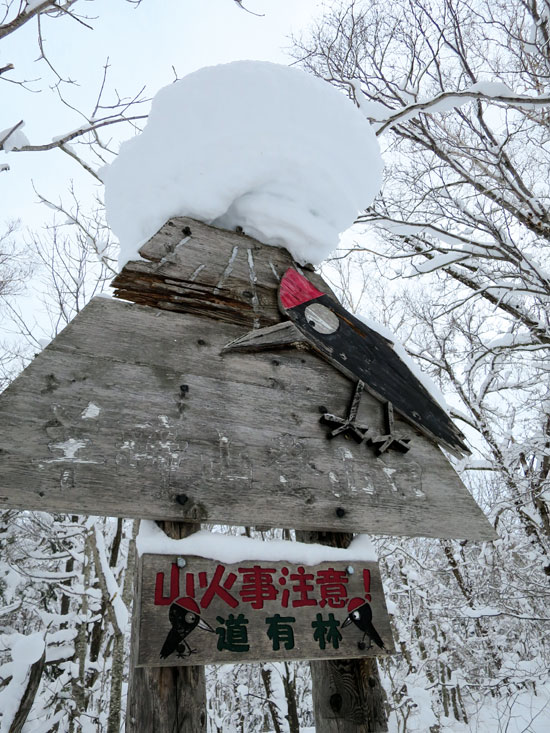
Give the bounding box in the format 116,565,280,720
342,615,352,629
197,617,215,632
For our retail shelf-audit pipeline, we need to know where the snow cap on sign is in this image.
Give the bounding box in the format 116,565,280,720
103,60,383,268
136,522,377,563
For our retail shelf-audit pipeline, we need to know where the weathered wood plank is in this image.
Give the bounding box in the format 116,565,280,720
297,530,388,733
126,523,207,733
111,217,332,328
223,320,306,352
136,555,393,667
0,297,495,539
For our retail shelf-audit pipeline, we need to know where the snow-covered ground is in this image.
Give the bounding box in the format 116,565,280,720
390,682,550,732
263,683,550,732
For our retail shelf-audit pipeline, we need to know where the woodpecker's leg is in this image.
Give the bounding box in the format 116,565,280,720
185,640,197,655
320,380,370,442
177,640,197,657
357,632,373,651
368,401,411,455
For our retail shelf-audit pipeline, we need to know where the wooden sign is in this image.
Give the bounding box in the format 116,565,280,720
136,554,394,667
0,218,495,540
0,294,494,539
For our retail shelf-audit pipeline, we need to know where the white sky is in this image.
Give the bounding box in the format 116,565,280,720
1,0,323,233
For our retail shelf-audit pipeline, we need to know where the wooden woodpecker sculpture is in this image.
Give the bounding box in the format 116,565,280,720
225,267,469,457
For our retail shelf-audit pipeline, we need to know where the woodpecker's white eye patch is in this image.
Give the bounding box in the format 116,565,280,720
304,303,339,334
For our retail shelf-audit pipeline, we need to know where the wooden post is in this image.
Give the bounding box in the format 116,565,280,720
117,222,294,732
126,521,207,733
297,530,388,733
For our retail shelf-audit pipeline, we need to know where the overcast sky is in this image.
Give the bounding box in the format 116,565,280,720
2,0,323,232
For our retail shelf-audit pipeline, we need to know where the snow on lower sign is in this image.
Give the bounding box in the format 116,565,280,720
136,555,394,666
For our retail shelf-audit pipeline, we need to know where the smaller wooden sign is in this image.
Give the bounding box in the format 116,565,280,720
136,554,394,667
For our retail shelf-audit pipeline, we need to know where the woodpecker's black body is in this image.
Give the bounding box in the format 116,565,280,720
279,270,468,456
223,268,469,456
160,596,214,659
342,599,385,650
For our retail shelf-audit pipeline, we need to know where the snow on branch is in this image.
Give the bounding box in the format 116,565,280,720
0,1,56,40
0,633,45,733
2,114,148,155
0,600,21,617
486,332,548,350
458,606,550,622
364,216,503,260
91,525,128,635
0,120,27,151
233,0,264,16
374,83,550,135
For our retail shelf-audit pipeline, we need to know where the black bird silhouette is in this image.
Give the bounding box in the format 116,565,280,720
160,596,214,659
224,267,469,457
342,598,385,650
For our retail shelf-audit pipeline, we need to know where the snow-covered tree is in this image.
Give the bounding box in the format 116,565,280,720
294,0,550,728
0,1,151,180
1,4,154,730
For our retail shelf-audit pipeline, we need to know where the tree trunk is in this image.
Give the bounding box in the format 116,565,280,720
8,650,45,733
126,521,207,733
296,530,388,733
108,520,139,733
282,662,301,733
260,666,284,733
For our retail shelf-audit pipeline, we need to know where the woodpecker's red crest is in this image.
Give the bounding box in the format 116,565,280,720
279,268,323,309
347,597,367,614
173,596,200,615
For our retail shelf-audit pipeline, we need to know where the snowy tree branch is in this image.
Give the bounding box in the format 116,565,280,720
375,87,550,136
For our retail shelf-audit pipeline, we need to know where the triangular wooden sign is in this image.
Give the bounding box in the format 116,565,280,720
0,264,495,539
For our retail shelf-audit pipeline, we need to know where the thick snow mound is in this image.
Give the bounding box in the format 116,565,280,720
103,61,383,268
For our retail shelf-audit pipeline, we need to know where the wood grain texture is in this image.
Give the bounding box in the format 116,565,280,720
297,530,388,733
309,658,388,733
0,297,495,539
222,320,306,352
111,217,331,329
136,555,393,667
126,523,207,733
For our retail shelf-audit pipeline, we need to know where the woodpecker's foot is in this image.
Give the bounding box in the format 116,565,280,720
320,414,370,442
369,401,411,455
320,381,370,443
369,434,411,455
357,639,373,651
